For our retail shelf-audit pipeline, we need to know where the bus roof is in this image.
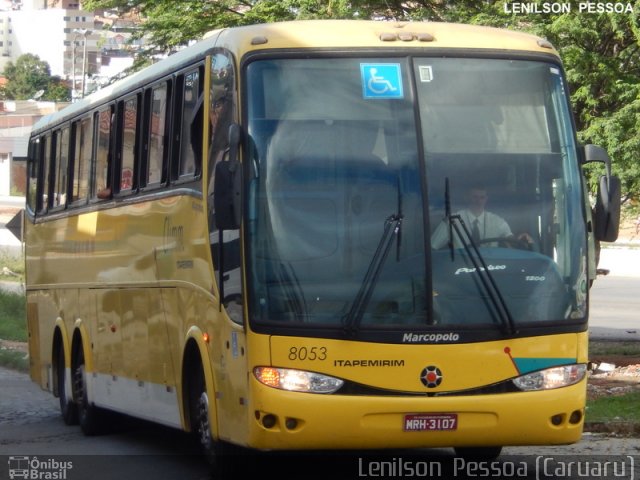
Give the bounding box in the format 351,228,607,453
32,20,557,134
216,19,557,57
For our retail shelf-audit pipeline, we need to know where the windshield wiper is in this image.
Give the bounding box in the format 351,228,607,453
444,178,517,335
279,261,307,321
342,213,403,336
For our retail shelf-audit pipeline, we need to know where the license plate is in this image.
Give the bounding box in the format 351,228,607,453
404,413,458,431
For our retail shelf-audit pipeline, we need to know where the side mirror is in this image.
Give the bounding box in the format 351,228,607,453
213,124,242,230
581,144,620,243
594,174,620,242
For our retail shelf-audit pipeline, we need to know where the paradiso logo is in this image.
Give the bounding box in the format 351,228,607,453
420,366,443,388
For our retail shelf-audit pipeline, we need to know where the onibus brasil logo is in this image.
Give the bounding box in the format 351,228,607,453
8,456,73,480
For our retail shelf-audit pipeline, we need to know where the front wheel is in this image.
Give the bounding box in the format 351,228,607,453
189,366,244,475
195,387,215,460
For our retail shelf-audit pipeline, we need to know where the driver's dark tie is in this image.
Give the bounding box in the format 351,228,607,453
472,218,481,244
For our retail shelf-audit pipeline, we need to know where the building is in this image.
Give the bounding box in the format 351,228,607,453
9,1,98,99
0,100,69,195
0,0,141,99
0,0,145,100
0,2,144,195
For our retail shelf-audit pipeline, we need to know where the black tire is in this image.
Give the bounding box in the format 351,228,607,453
73,347,104,436
56,344,78,425
189,365,243,475
454,446,503,460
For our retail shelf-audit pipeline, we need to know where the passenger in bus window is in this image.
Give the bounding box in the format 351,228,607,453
431,184,533,249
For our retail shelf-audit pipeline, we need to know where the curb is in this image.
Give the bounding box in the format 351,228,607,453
584,422,640,437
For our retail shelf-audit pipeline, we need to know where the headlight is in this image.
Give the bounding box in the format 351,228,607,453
253,367,344,394
512,364,587,391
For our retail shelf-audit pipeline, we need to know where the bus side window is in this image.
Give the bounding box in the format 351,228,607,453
207,51,241,322
94,106,114,200
173,66,203,181
142,82,170,188
52,126,70,209
39,134,52,214
27,137,40,213
71,116,92,205
208,53,235,172
118,95,139,193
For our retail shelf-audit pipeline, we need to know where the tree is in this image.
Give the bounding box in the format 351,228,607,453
45,77,73,102
84,0,361,54
447,3,640,205
83,0,640,204
541,12,640,205
1,54,51,100
1,54,71,102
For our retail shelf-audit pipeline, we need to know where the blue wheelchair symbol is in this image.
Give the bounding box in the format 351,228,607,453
361,64,404,99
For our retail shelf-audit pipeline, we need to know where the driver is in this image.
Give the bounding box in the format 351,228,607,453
431,185,533,249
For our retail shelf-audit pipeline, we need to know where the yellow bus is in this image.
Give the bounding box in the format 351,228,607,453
25,19,620,467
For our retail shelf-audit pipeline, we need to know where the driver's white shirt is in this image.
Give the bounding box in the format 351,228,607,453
431,209,513,249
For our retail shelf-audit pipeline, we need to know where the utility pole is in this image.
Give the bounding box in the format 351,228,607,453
73,28,92,100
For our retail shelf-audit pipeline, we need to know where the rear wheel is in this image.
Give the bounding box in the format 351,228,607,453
73,347,104,435
56,343,78,425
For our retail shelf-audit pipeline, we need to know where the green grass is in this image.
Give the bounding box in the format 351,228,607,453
0,348,28,372
586,391,640,423
586,341,640,429
589,340,640,357
0,290,27,341
0,248,24,280
0,289,28,372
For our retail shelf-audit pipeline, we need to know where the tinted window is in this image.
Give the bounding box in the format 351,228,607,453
27,138,40,212
175,67,203,180
39,135,51,213
95,107,112,199
53,127,70,208
120,96,138,192
148,83,168,186
72,117,92,204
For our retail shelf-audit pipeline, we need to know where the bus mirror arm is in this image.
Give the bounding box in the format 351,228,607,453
228,123,243,229
228,123,241,165
213,124,243,230
582,144,612,178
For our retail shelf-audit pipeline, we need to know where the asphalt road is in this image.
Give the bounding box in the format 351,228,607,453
589,247,640,341
1,365,639,480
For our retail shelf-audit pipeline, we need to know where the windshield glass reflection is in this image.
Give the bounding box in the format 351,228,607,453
245,56,586,332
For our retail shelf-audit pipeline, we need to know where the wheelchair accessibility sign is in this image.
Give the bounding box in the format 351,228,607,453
360,63,404,99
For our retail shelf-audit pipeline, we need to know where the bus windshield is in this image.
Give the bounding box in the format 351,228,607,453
245,56,587,335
